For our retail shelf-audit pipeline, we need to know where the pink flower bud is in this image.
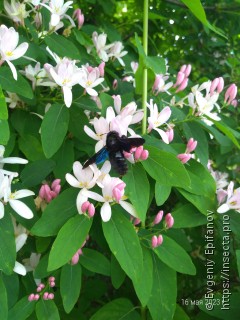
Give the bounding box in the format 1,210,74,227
210,78,220,96
50,281,55,287
165,128,174,143
53,184,61,195
217,77,224,93
225,84,238,105
184,64,192,77
115,182,126,191
28,294,35,301
51,179,61,190
71,252,80,265
154,210,164,225
48,293,54,300
39,185,46,199
34,294,40,301
37,286,42,292
177,153,192,164
133,218,141,225
174,71,185,87
88,203,95,217
113,79,118,90
180,64,187,73
123,151,132,158
81,201,90,213
48,276,55,282
165,213,174,229
217,189,228,205
134,146,143,161
151,235,158,248
131,61,138,73
157,235,163,246
77,248,83,255
176,77,188,93
231,99,238,107
98,62,105,77
140,149,149,160
44,63,51,72
152,74,163,94
39,283,45,289
112,95,122,113
43,292,49,300
112,187,122,203
186,138,197,153
73,9,84,29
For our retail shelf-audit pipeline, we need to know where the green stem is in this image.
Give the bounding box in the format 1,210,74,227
142,0,148,136
141,306,147,320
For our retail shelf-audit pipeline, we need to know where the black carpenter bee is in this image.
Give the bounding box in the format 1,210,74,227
83,131,145,175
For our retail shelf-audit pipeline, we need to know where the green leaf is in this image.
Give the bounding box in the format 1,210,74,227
134,33,146,59
181,0,226,39
177,188,216,214
181,160,216,196
48,215,92,271
172,204,207,228
236,250,240,278
41,104,69,158
173,304,190,320
90,298,140,320
8,296,35,320
0,66,33,99
0,86,8,120
18,134,45,161
147,256,177,320
100,92,114,117
0,214,16,275
2,273,19,309
60,263,82,313
72,97,99,112
110,254,126,289
53,140,74,181
80,248,111,276
21,159,55,188
132,246,153,307
154,235,196,275
45,33,80,59
0,277,8,320
0,119,10,145
155,183,171,206
123,163,150,221
145,56,166,74
31,188,79,236
213,120,240,149
36,300,60,320
102,206,143,283
142,146,190,188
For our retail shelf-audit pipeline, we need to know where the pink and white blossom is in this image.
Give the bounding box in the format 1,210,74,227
0,25,29,80
217,182,240,213
78,66,104,97
4,0,29,25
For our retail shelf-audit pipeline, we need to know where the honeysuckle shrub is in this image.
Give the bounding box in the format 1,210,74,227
0,1,240,320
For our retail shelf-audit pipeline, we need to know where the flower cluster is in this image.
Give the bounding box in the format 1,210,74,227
177,138,198,164
28,276,56,301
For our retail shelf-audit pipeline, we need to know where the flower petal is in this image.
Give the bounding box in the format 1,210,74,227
119,200,138,217
13,261,27,276
100,202,112,222
65,173,80,188
63,86,72,107
14,189,35,199
9,199,34,219
6,60,17,80
16,233,28,252
0,202,4,219
217,203,229,214
154,128,169,144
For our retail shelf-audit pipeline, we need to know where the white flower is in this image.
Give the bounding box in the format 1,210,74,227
0,173,35,219
217,182,240,214
23,253,41,272
0,25,29,80
188,81,221,125
152,74,173,95
65,161,100,214
48,57,83,107
85,174,137,222
21,62,56,89
40,0,75,27
147,99,172,144
5,91,22,109
78,67,104,97
0,145,28,176
108,41,127,66
92,32,114,62
4,0,29,25
13,227,28,276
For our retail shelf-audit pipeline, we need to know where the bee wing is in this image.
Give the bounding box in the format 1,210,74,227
83,147,109,169
119,136,145,152
109,150,128,176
